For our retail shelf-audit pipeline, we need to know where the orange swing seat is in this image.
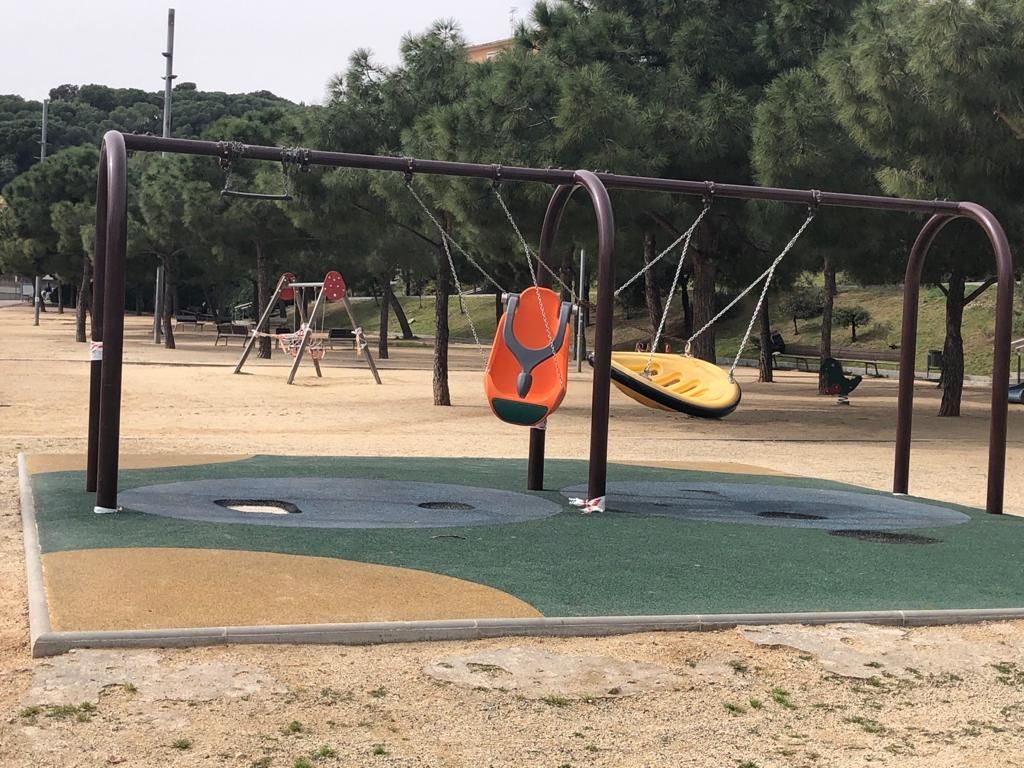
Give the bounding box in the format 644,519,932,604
484,287,573,427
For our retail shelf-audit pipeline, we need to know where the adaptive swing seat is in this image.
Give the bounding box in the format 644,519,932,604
606,352,742,419
484,287,573,426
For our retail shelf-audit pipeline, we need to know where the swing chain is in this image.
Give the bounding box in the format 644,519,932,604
690,208,817,379
404,177,507,295
641,203,709,377
404,178,487,356
492,184,576,301
615,202,710,298
216,141,247,194
491,184,565,389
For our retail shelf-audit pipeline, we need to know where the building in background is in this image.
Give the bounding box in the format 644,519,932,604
467,38,514,63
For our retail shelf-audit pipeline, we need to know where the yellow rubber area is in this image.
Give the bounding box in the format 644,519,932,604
25,454,253,475
41,548,542,631
610,352,741,413
617,460,794,477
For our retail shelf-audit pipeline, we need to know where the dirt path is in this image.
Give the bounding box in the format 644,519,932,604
2,305,1024,767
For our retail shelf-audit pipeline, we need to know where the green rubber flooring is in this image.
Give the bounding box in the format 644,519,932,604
29,456,1024,616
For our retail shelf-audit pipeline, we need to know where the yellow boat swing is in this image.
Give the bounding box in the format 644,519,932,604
602,204,816,419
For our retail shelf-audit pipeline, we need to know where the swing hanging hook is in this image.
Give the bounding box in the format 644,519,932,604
492,164,503,189
809,189,822,215
703,180,715,208
403,158,416,186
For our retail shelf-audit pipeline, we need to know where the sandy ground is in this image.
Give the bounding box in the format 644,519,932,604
3,305,1024,766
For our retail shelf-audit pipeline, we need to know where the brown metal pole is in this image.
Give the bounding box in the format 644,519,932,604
93,132,129,514
85,146,109,493
894,215,953,497
575,171,616,507
894,207,1014,515
959,203,1015,514
527,185,576,491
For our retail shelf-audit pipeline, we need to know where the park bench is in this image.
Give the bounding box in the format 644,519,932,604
327,328,358,349
214,323,249,345
174,311,205,331
773,344,902,377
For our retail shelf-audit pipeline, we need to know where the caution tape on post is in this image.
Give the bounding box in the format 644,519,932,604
89,341,103,361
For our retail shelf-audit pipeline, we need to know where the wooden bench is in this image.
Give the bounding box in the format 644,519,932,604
214,323,250,345
773,344,901,377
327,328,358,349
174,312,206,332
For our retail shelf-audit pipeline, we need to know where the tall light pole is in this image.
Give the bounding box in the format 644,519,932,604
34,99,50,327
154,8,176,343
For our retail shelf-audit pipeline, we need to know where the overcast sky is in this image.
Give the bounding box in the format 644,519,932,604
4,0,520,105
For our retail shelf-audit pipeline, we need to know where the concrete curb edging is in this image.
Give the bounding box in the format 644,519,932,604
18,453,53,653
19,454,1024,657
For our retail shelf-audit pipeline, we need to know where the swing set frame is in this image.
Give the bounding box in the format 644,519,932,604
87,131,1014,515
233,271,382,386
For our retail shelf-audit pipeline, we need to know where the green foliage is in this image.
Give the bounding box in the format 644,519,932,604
779,284,825,334
833,305,872,341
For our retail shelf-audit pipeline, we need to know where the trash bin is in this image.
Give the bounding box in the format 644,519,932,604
927,349,943,379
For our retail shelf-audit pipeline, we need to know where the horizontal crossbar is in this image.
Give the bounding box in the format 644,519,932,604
119,133,962,216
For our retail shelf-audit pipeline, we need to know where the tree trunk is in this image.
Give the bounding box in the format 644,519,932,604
851,320,858,343
57,283,64,314
391,292,414,339
433,235,452,406
134,287,143,316
758,303,773,383
690,248,717,363
378,273,391,359
679,273,692,338
642,231,665,350
162,252,176,350
76,256,91,343
939,270,966,417
255,241,271,359
818,257,836,394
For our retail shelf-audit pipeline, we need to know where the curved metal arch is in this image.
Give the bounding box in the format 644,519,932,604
894,205,1014,513
89,131,129,512
527,173,615,504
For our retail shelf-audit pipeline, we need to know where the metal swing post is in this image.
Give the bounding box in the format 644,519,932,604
234,273,291,374
339,292,382,385
287,284,326,384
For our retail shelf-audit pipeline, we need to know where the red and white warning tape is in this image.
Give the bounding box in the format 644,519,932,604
568,496,606,514
89,341,103,361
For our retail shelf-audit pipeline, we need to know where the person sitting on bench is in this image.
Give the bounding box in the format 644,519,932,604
820,357,862,405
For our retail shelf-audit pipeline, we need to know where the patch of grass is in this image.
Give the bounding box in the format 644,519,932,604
724,702,746,716
251,759,272,768
314,745,337,760
738,762,762,768
991,662,1024,687
542,695,571,708
864,676,885,688
729,660,749,674
171,738,193,750
770,688,796,710
368,687,387,699
122,683,138,694
371,744,388,756
45,704,81,720
18,706,41,718
749,698,763,710
685,659,698,668
319,687,352,704
467,662,504,673
844,715,887,735
864,661,884,669
283,720,305,734
585,745,600,753
294,760,314,768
